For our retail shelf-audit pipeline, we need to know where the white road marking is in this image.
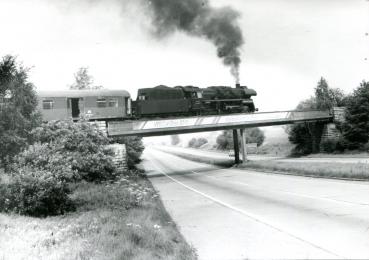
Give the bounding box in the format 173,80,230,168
148,153,343,259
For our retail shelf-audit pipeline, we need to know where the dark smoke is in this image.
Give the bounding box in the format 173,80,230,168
143,0,244,83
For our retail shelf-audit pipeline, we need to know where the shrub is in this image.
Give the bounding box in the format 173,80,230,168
216,128,265,150
188,138,196,148
335,137,348,152
31,120,116,182
320,139,337,153
12,143,76,182
170,135,180,146
0,167,74,217
188,137,208,148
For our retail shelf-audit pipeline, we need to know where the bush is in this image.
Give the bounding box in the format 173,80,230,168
0,167,74,217
188,137,208,148
216,128,265,150
188,138,196,148
31,120,116,182
170,135,180,146
12,143,76,181
0,119,119,217
320,139,337,153
364,142,369,152
335,137,347,152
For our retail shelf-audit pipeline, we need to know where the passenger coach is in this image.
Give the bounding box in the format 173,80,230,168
37,89,131,121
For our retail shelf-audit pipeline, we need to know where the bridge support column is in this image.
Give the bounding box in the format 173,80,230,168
232,129,240,164
239,128,247,163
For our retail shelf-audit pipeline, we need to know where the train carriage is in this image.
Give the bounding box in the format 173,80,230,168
37,89,131,121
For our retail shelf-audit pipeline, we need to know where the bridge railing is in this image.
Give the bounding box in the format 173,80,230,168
107,110,333,137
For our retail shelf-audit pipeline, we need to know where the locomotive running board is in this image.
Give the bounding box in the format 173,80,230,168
107,110,333,137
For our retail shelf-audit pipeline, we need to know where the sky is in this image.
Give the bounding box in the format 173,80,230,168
0,0,368,111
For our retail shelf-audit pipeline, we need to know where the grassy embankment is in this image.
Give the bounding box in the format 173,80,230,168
240,160,369,180
157,147,369,181
0,172,197,260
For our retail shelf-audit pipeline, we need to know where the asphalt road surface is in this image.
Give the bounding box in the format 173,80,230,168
142,147,369,260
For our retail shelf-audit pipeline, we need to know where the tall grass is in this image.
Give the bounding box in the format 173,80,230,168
0,175,197,260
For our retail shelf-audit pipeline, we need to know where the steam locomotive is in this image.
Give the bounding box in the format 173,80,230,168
37,83,256,121
133,83,257,117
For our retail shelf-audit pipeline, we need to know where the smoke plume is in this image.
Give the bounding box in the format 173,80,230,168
142,0,244,83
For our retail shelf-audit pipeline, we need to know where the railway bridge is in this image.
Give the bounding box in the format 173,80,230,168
106,107,345,164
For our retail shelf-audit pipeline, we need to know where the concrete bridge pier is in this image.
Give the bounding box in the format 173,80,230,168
240,129,248,163
232,128,248,164
232,129,240,164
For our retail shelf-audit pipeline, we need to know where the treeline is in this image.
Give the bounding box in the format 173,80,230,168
288,77,369,154
170,127,265,150
216,128,265,150
0,56,144,217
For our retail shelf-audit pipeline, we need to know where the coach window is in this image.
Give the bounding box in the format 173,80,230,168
138,95,146,101
42,100,54,109
96,98,107,108
108,98,118,107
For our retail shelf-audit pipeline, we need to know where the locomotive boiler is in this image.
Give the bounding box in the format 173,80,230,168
133,83,257,118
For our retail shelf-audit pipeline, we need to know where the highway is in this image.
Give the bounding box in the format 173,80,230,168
142,147,369,260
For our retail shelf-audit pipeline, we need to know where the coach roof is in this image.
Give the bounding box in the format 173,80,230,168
37,89,130,98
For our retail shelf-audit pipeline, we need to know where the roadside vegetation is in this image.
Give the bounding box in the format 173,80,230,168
287,77,369,155
188,137,208,148
0,55,196,260
0,173,196,260
216,128,265,151
240,160,369,180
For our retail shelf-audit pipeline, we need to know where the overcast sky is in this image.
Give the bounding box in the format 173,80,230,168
0,0,368,111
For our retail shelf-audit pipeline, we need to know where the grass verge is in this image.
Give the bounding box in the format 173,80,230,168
240,160,369,181
157,147,369,181
0,173,197,260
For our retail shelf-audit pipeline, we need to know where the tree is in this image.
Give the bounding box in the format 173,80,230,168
287,98,324,154
188,137,208,148
170,135,180,146
216,128,265,150
342,81,369,149
287,77,345,154
69,67,102,90
0,55,41,166
315,77,346,109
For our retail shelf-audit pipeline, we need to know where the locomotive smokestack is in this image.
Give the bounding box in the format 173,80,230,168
235,83,241,88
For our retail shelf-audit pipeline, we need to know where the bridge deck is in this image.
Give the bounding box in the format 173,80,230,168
107,110,332,137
